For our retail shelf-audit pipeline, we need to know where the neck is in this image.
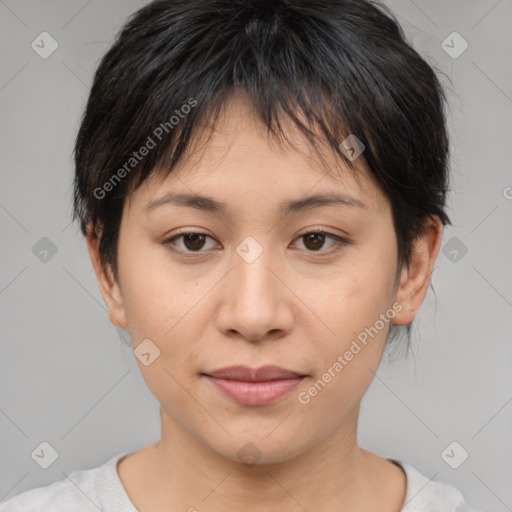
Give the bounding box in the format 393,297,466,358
147,407,376,512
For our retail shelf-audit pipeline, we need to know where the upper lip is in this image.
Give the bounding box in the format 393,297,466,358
203,365,306,381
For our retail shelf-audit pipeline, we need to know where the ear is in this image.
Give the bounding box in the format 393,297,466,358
391,215,443,325
85,225,128,329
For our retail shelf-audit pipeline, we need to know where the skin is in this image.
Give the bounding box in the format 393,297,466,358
86,93,443,512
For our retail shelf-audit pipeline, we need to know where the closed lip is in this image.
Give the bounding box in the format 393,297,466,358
202,365,306,381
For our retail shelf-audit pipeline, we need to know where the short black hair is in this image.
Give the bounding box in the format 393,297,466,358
72,0,451,349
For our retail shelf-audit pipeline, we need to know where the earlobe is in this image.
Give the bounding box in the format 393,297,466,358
85,228,128,329
391,215,443,325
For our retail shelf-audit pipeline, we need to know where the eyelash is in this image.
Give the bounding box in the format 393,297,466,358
161,229,350,257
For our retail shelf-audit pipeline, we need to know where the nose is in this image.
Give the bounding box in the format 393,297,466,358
214,243,294,343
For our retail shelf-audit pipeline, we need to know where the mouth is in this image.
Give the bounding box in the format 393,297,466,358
202,365,307,407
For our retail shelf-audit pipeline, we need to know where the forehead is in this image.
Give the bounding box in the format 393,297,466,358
126,93,387,217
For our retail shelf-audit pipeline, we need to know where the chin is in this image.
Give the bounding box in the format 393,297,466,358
206,431,310,467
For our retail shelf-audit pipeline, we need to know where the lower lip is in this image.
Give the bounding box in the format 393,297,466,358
205,376,305,406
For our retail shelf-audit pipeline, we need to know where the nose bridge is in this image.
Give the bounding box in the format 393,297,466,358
233,234,279,306
216,234,291,340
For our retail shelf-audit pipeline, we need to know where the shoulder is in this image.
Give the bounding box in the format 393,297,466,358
0,452,132,512
394,460,481,512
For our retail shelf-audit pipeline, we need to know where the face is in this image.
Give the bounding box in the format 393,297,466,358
88,93,441,465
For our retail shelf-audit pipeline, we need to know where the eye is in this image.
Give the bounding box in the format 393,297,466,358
162,231,218,253
292,229,349,254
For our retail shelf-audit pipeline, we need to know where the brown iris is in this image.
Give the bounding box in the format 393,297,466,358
182,233,207,251
302,232,327,251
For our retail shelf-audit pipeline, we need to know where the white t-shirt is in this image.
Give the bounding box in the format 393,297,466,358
0,452,480,511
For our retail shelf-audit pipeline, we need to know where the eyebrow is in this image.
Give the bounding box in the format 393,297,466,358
143,191,369,215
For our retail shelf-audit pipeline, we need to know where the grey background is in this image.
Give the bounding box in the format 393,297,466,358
1,1,511,510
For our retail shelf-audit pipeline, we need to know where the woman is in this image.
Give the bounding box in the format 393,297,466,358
0,0,482,510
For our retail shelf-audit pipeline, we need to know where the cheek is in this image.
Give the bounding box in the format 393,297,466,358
304,249,396,397
118,240,209,376
118,237,190,339
311,256,393,341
